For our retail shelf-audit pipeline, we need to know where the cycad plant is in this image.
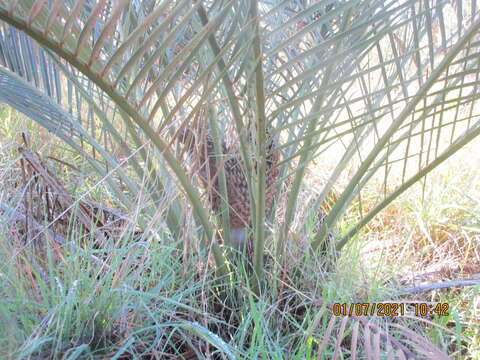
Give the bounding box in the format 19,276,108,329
0,0,479,356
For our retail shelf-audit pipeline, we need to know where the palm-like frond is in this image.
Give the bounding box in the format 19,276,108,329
261,0,480,255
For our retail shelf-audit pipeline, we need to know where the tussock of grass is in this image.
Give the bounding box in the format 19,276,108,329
1,112,477,359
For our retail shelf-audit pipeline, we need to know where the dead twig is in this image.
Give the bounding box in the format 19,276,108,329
395,277,480,296
0,203,109,269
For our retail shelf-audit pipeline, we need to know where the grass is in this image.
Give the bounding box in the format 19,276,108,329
341,141,480,358
1,106,479,358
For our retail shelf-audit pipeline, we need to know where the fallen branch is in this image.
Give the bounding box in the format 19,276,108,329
395,277,480,296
